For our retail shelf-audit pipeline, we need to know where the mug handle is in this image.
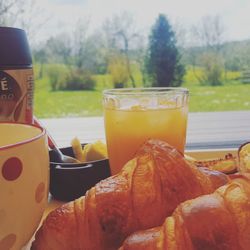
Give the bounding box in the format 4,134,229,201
33,116,56,149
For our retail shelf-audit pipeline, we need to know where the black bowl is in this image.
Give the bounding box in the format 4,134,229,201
49,145,111,201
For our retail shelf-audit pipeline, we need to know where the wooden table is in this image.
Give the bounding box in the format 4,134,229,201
40,110,250,151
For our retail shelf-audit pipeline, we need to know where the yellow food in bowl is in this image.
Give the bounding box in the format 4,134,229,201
71,137,108,163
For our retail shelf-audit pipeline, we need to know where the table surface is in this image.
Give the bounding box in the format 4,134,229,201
40,110,250,151
25,110,249,249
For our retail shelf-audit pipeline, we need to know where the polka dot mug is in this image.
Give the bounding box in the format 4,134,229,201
0,122,49,250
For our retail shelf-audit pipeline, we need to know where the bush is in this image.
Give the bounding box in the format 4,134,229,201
199,53,224,86
47,64,68,91
62,71,96,90
108,55,129,88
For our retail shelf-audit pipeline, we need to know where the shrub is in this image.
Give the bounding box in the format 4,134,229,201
199,53,224,86
108,55,129,88
62,71,96,90
46,64,68,91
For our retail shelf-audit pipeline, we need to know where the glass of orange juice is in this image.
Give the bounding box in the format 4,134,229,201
103,87,189,175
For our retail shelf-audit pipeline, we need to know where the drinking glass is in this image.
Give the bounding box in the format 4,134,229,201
103,87,189,175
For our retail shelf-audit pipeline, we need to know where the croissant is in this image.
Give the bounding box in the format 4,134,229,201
31,139,229,250
120,174,250,250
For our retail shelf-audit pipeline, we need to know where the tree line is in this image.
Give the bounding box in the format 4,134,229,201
2,0,250,90
32,12,185,90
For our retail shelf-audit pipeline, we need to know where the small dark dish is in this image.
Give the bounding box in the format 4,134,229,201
49,144,111,201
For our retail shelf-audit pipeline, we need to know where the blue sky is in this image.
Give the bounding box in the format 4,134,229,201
37,0,250,43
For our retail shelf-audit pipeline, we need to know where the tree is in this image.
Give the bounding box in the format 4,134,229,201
71,20,103,74
33,47,47,79
0,0,49,45
45,33,72,66
191,15,225,53
40,20,99,91
0,0,23,25
190,15,225,85
102,12,143,87
146,14,185,87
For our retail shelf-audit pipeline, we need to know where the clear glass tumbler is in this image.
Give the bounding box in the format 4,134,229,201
103,87,189,175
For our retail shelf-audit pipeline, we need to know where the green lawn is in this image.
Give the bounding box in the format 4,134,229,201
33,67,250,118
185,84,250,112
34,77,103,118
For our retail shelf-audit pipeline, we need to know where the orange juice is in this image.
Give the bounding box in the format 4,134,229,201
104,103,188,175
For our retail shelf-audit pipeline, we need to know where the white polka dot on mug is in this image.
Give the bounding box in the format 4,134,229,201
0,123,49,250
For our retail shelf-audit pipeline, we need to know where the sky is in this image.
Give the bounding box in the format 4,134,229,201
35,0,250,44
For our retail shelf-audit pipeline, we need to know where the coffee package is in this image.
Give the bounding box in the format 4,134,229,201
0,27,34,123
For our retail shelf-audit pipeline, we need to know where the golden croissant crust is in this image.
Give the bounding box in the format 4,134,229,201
121,174,250,250
32,139,229,250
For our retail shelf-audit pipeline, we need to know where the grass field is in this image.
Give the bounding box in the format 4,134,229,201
33,65,250,118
